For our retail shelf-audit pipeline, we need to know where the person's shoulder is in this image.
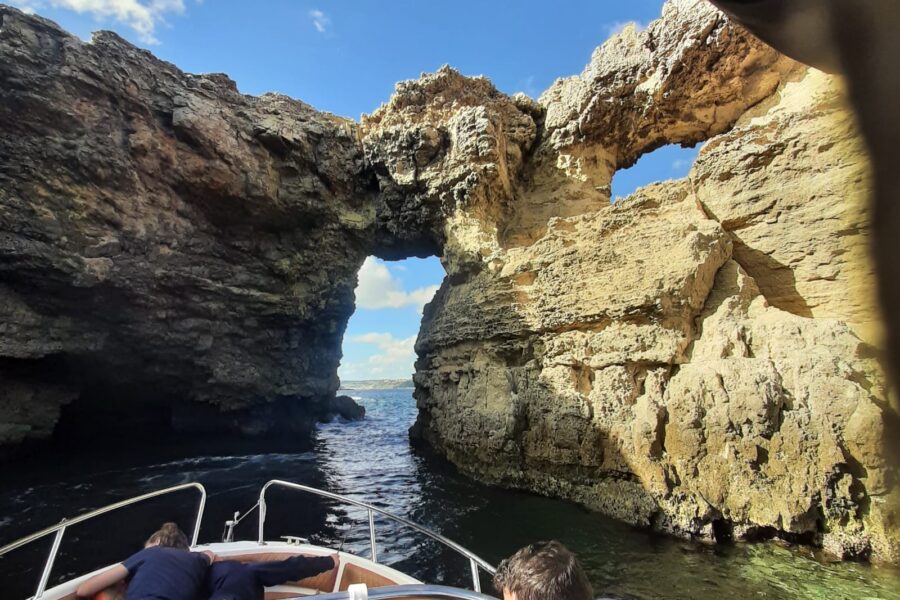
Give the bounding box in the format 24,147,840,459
154,546,196,557
146,546,202,561
122,546,154,571
187,549,215,567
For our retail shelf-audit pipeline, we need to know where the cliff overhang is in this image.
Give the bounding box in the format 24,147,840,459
0,0,897,562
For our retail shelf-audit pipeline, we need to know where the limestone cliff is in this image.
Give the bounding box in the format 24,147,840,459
0,0,896,562
0,6,375,443
378,1,897,562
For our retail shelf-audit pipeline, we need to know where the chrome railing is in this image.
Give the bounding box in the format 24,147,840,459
0,482,207,600
256,480,496,593
296,584,498,599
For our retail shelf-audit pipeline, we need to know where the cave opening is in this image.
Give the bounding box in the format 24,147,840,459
338,255,445,387
610,143,700,202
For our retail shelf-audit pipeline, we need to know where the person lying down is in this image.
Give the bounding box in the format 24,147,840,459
206,552,338,600
74,522,338,600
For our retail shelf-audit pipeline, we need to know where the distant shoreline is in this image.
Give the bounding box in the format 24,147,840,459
339,378,414,390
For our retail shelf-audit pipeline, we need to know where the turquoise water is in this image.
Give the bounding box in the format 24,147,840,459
1,388,899,598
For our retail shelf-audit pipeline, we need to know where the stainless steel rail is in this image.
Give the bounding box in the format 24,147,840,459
294,584,499,599
0,482,207,600
257,480,495,592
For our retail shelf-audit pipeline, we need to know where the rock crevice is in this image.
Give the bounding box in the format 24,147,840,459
0,0,896,562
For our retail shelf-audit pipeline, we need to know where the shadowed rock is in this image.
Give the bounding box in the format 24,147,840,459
325,395,366,422
0,0,896,563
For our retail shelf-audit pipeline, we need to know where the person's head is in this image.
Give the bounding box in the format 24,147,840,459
493,540,592,600
144,522,190,550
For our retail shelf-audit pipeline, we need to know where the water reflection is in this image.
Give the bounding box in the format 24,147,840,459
1,389,899,599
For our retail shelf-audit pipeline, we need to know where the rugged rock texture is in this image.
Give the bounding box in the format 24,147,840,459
325,395,366,421
0,0,897,562
693,68,879,337
0,5,374,443
388,1,898,562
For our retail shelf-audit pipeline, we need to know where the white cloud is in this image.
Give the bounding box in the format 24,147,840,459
309,8,329,33
352,333,416,362
672,158,693,171
354,257,439,312
604,20,647,39
341,333,417,380
11,0,186,44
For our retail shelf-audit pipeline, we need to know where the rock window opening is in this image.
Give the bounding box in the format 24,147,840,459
611,144,699,203
338,256,445,386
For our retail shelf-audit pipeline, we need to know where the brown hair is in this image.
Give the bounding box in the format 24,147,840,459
493,540,593,600
145,522,190,550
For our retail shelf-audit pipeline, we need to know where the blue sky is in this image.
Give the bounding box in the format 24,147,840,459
13,0,678,119
11,0,700,380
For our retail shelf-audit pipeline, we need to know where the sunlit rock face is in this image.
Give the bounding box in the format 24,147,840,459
0,0,896,562
365,0,897,562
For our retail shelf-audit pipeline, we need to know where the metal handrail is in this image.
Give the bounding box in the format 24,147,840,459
294,584,499,599
0,482,207,600
257,480,495,592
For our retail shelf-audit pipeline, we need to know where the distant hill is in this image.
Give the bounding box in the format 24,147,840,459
340,378,414,390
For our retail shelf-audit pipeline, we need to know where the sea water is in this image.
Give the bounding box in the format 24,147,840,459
1,388,899,599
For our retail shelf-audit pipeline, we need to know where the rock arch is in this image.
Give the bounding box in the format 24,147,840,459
0,0,896,562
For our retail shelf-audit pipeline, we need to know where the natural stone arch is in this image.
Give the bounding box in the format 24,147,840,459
357,0,896,563
0,0,896,563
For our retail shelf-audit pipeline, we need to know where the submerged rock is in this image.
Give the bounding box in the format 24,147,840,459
0,0,896,562
325,395,366,422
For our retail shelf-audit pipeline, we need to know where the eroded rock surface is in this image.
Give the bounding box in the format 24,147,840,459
0,6,374,443
0,0,896,562
376,1,896,562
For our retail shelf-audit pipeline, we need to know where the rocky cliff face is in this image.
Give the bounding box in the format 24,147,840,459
1,0,896,561
0,5,375,444
387,2,898,562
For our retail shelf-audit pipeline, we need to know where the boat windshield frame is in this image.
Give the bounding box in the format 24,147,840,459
0,480,497,599
0,482,207,600
256,479,496,593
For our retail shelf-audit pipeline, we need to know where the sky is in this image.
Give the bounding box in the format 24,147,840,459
10,0,701,380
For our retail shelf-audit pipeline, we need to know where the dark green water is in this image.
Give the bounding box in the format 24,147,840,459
1,388,898,599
